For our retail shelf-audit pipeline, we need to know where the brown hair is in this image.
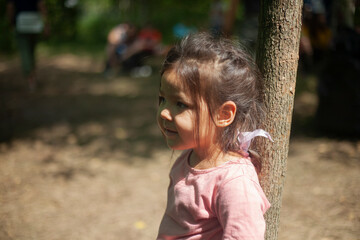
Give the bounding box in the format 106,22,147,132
161,32,265,173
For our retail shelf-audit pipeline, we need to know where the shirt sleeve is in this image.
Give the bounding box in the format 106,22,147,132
216,176,270,240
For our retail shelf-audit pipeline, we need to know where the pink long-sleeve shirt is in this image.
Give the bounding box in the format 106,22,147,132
157,150,270,240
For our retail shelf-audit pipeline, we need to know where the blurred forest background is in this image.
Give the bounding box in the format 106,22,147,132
0,0,227,52
0,0,359,240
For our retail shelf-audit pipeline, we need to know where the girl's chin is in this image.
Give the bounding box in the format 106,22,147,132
166,140,193,151
165,138,180,149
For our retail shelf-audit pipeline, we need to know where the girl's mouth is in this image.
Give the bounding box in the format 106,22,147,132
164,127,177,136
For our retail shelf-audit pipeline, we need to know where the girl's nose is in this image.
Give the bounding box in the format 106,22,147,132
160,108,172,121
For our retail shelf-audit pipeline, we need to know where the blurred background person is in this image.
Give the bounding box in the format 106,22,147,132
6,0,49,91
103,22,137,77
299,0,332,71
121,24,162,77
103,23,163,78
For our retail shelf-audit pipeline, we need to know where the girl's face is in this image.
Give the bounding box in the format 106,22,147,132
157,70,215,152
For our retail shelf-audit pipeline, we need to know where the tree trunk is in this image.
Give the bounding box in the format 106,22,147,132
255,1,303,240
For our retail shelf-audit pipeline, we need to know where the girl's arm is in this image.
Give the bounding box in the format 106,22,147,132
216,176,270,240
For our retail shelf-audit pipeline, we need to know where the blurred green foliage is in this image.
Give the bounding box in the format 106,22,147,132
76,0,211,44
0,0,244,54
46,0,79,41
0,0,15,53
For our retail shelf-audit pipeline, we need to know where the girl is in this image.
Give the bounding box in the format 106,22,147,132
156,32,272,240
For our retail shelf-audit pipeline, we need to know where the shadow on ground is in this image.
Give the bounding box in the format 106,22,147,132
0,55,166,161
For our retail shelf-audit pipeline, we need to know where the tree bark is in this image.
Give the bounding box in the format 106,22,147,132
255,1,303,240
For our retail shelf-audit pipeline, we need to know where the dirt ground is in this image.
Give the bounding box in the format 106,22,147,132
0,53,359,240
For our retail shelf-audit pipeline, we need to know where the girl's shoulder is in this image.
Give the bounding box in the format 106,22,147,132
216,157,259,184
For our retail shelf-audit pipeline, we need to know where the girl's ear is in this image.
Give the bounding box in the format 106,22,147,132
216,101,236,127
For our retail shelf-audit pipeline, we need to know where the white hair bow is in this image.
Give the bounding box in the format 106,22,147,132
237,129,273,152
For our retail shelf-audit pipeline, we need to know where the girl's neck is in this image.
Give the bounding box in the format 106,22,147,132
189,147,242,170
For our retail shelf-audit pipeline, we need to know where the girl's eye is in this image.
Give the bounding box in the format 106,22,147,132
158,96,165,105
177,101,188,109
